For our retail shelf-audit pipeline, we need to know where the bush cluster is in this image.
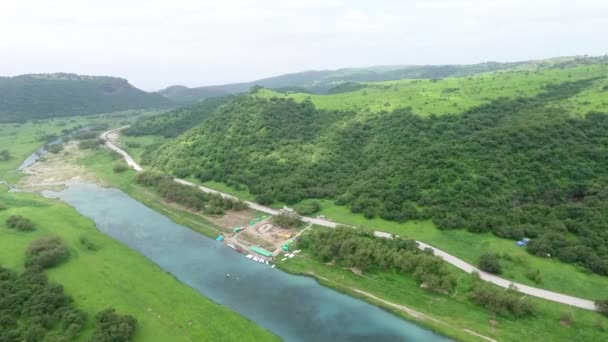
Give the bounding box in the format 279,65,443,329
25,236,69,269
5,215,36,231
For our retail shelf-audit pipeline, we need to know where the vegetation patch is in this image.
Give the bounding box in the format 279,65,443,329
5,215,36,231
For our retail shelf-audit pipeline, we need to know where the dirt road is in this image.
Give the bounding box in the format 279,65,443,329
100,127,598,311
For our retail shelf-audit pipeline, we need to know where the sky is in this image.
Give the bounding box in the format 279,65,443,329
1,0,607,90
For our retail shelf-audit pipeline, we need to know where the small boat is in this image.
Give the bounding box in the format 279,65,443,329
265,261,269,265
258,259,264,263
246,254,253,259
253,256,259,262
271,265,276,269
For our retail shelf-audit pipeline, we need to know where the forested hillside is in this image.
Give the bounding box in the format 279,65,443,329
0,73,171,122
159,60,527,103
144,61,608,276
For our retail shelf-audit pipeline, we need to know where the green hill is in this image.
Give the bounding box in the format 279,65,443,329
144,58,608,276
0,73,171,122
124,96,233,138
158,60,529,103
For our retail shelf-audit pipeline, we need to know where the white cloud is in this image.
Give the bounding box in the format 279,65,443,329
0,0,606,90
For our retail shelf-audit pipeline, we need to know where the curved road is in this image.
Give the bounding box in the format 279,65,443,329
101,127,597,311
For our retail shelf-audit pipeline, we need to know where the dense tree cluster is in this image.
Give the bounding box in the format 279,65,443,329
146,78,608,275
0,239,137,341
298,227,456,292
135,171,247,213
468,281,535,317
0,266,87,341
5,215,36,231
272,212,303,229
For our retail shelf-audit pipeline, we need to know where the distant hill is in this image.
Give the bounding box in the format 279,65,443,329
0,73,172,122
159,61,528,103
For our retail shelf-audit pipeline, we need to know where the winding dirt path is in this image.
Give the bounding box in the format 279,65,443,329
100,126,598,312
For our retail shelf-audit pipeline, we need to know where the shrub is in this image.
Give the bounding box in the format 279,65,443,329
478,253,502,274
113,161,128,173
560,311,574,325
596,299,608,316
78,139,102,150
135,170,167,186
46,144,64,154
469,282,535,316
25,236,69,269
0,149,11,161
525,268,542,283
90,308,137,342
272,212,303,228
5,215,36,231
294,200,321,216
0,201,6,210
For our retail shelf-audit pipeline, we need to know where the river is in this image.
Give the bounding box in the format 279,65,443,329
43,183,450,342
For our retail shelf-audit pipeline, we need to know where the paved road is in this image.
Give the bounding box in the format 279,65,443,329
100,127,598,311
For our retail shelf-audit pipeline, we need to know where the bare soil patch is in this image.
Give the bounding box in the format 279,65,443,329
205,209,257,233
18,141,97,191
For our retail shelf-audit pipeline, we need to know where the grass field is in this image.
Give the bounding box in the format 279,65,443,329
0,190,278,342
258,64,608,116
117,134,168,164
277,248,608,342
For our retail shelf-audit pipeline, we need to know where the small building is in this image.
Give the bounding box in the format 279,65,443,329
216,235,224,242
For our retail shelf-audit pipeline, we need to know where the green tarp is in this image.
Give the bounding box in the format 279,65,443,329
251,246,273,257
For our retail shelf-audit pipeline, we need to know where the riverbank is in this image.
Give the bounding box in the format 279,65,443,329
276,250,608,342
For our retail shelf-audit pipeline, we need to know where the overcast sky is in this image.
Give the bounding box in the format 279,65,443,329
1,0,607,90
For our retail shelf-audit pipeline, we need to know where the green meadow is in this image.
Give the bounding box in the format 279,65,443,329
258,64,608,116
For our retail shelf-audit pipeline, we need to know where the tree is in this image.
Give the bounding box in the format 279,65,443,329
0,149,11,161
6,215,36,231
90,308,137,342
25,236,69,269
478,253,502,274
